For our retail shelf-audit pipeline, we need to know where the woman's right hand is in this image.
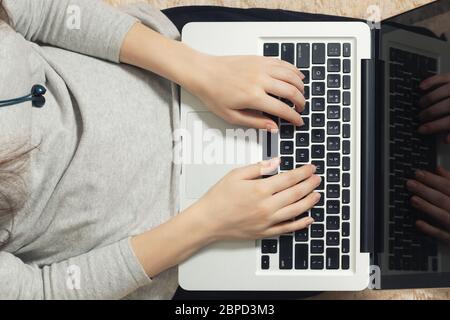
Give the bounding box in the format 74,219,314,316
188,158,321,241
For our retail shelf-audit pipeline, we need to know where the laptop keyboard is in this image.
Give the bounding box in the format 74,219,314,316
388,48,439,271
260,41,353,271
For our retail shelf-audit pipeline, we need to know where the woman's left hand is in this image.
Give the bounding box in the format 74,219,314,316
187,54,306,130
406,166,450,244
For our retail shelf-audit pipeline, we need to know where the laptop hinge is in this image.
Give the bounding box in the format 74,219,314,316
360,57,375,254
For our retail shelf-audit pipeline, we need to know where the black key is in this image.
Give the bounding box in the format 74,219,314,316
327,59,340,72
326,216,340,230
312,113,325,127
261,255,270,269
327,184,340,198
342,206,350,220
343,43,351,57
327,106,340,120
312,43,325,64
343,140,350,154
342,255,350,269
296,133,309,147
295,228,309,242
343,124,350,138
311,240,324,254
327,137,340,151
280,141,294,155
342,238,350,253
343,75,351,89
297,43,310,68
327,169,340,182
342,222,350,237
311,208,324,222
326,200,340,214
312,160,324,174
327,43,341,56
297,117,309,131
312,82,325,96
296,148,309,163
343,108,351,122
327,153,340,167
342,173,350,187
304,86,310,99
280,156,294,170
343,91,351,106
264,43,279,57
327,90,340,103
280,125,294,139
302,101,310,115
342,189,350,204
301,70,310,84
279,235,293,269
311,256,324,270
281,43,295,64
343,156,350,171
317,192,324,206
311,129,325,143
327,74,340,88
294,244,309,269
327,121,340,135
311,224,324,238
312,66,325,80
343,59,351,73
311,145,325,159
326,232,339,246
326,248,339,269
262,239,278,254
312,98,325,111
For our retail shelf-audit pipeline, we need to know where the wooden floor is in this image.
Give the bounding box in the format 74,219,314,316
106,0,449,300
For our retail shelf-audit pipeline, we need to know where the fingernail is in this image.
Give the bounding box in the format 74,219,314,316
269,157,280,167
312,164,317,173
418,125,428,134
415,170,425,178
406,180,417,188
306,217,314,225
266,123,278,133
315,192,321,201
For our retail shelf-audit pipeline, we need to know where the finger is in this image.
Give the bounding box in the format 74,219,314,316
418,97,450,122
418,115,450,135
256,94,303,126
263,216,315,238
234,157,280,180
411,195,450,228
275,59,304,80
265,79,306,112
416,219,450,243
229,109,278,130
437,165,450,179
264,164,316,194
420,73,450,91
268,66,304,94
446,133,450,144
414,169,450,196
270,175,322,209
419,83,450,108
406,179,450,211
272,192,321,223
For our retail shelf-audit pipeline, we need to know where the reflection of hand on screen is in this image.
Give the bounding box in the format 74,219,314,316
406,166,450,244
418,73,450,143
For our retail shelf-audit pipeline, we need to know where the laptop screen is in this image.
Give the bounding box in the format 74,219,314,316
374,0,450,289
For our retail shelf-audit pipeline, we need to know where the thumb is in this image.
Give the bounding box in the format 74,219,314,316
234,157,280,180
230,110,278,131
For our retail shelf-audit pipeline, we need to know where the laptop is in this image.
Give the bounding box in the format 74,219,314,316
178,0,450,291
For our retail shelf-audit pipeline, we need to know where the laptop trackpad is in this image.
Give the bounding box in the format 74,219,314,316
184,111,260,199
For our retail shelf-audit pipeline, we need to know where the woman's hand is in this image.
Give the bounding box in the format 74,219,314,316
418,73,450,143
407,166,450,244
187,54,305,130
188,159,320,241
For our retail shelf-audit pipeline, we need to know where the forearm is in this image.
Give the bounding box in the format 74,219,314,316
130,202,217,278
119,23,206,93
